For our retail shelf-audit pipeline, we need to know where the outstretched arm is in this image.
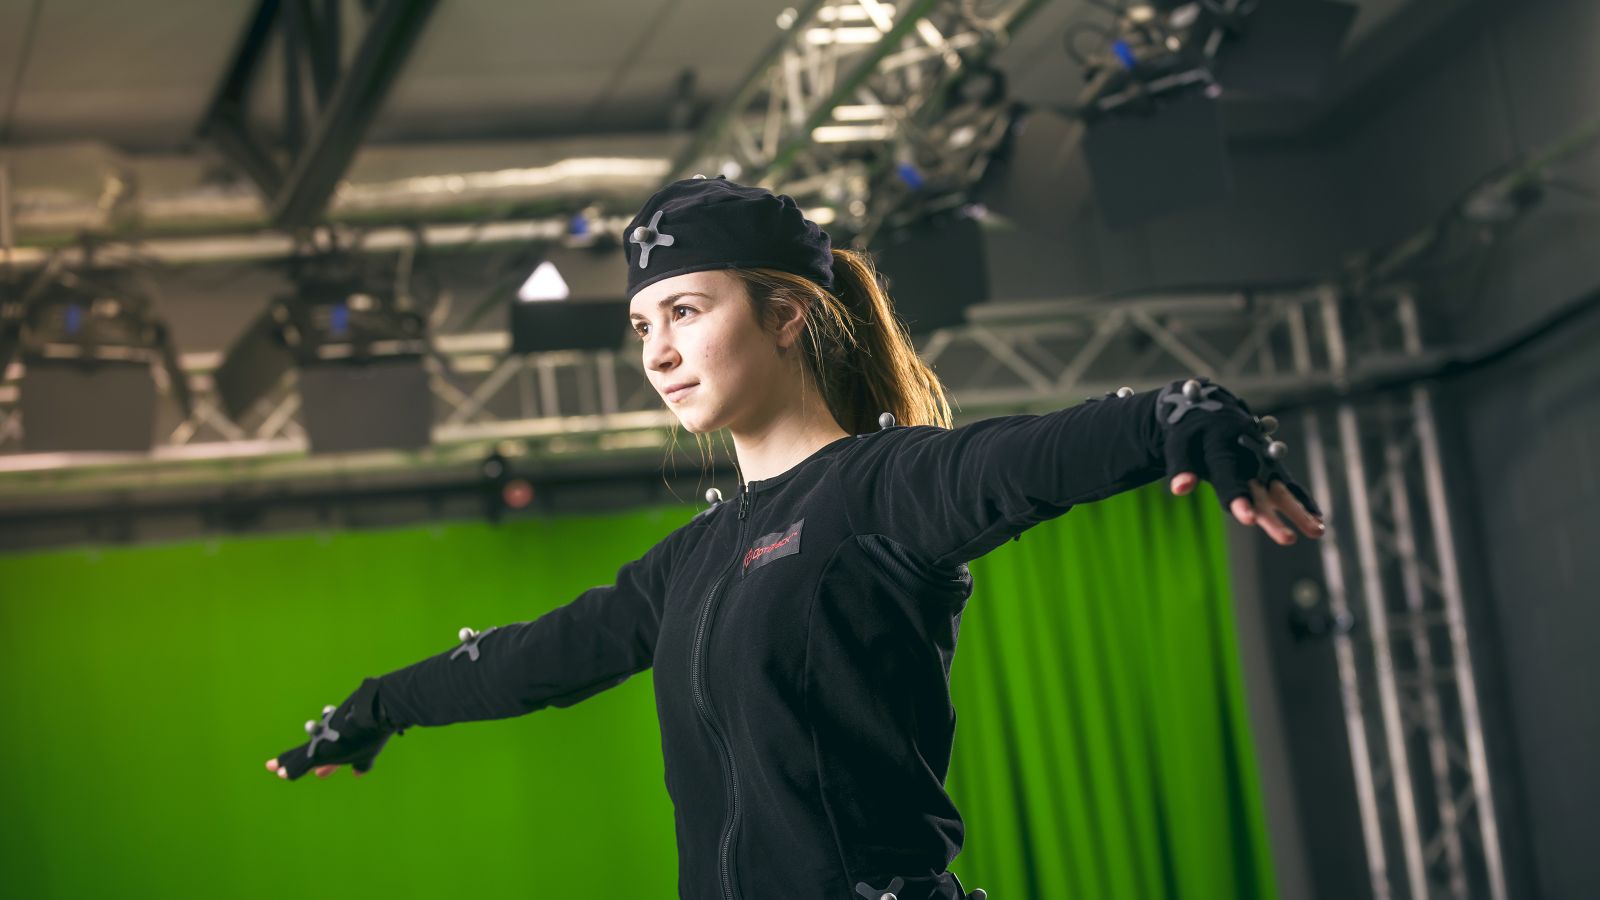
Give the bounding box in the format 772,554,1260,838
840,377,1323,568
267,523,689,781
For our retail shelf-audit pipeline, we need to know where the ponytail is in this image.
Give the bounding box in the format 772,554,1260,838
736,248,953,434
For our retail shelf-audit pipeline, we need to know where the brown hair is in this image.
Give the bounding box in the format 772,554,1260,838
736,247,954,434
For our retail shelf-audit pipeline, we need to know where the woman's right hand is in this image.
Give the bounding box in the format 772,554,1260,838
266,679,397,781
264,758,365,780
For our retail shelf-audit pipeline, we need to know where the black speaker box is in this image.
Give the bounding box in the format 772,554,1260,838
870,215,989,337
213,308,295,424
1082,87,1232,228
1218,0,1358,99
297,356,432,453
510,298,631,354
19,357,156,452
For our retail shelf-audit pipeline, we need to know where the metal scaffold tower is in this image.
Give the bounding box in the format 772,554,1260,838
1293,289,1507,900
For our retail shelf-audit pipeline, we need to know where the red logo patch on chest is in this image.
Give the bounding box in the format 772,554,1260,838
743,519,805,574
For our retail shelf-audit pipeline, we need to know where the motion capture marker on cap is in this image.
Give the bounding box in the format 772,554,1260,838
1267,439,1289,460
1116,385,1135,398
1258,414,1279,435
692,173,707,179
1182,378,1203,401
877,412,896,430
623,176,833,298
629,210,676,268
969,890,987,900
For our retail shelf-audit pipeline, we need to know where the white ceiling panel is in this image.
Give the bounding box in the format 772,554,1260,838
4,0,256,148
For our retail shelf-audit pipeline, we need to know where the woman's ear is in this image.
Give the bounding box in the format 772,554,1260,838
771,298,808,351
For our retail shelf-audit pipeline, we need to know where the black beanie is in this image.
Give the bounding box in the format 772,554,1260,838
623,176,834,299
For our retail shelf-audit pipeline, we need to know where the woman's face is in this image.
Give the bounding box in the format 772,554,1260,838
629,269,801,435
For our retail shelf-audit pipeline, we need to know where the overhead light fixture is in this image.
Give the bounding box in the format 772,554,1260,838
805,26,883,45
518,261,571,302
1044,0,1356,227
6,268,191,453
811,124,892,143
832,104,890,121
213,250,432,454
816,5,877,24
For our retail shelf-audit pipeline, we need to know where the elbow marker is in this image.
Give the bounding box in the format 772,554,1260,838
451,626,498,662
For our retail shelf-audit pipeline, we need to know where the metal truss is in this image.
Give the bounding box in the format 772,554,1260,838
2,285,1407,492
672,0,1053,236
1295,291,1507,900
199,0,440,227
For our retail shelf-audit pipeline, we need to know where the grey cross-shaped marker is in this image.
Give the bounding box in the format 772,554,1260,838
305,707,341,758
854,876,904,900
1158,380,1225,425
450,625,498,662
630,210,676,268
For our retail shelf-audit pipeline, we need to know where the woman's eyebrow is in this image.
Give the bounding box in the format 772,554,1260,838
629,291,711,321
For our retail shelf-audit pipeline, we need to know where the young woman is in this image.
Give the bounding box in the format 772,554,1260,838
266,177,1324,900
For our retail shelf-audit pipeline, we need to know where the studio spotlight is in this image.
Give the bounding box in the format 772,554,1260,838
1041,0,1356,228
9,268,191,453
508,248,629,355
214,249,432,454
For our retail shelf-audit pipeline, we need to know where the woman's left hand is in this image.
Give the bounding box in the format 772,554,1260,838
1152,377,1327,546
1169,472,1325,545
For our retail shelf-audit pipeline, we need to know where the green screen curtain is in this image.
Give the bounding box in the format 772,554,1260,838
0,482,1274,898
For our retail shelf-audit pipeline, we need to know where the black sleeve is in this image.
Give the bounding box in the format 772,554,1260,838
840,389,1165,567
369,521,689,729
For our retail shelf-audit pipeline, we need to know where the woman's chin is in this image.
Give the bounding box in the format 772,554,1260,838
673,413,718,435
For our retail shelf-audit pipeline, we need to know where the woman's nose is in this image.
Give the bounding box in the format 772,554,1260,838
644,333,678,372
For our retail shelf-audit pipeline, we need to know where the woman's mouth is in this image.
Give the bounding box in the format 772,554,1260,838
665,383,697,403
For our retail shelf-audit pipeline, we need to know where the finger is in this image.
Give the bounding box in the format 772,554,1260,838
315,765,336,778
1269,479,1326,538
265,758,279,773
1230,495,1256,526
1250,480,1296,545
1202,428,1257,513
1281,477,1324,519
353,768,367,778
1162,427,1205,491
1170,472,1197,495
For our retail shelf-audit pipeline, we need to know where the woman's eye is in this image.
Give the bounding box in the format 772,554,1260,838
672,305,693,319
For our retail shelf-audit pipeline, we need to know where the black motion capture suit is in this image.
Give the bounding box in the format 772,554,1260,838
274,178,1320,900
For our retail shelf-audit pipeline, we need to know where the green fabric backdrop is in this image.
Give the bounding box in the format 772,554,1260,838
0,482,1274,898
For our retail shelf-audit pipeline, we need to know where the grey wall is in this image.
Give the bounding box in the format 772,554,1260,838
1336,1,1600,897
1224,0,1597,896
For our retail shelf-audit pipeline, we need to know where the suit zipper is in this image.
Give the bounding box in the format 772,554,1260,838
690,483,752,900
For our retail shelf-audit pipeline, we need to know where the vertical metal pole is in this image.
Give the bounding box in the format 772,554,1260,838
1327,287,1431,900
1398,295,1509,900
597,350,618,417
0,159,13,265
1383,409,1468,898
1289,293,1393,900
537,355,559,418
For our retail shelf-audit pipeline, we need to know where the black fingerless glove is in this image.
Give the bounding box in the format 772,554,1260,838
1154,376,1322,518
272,677,401,781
